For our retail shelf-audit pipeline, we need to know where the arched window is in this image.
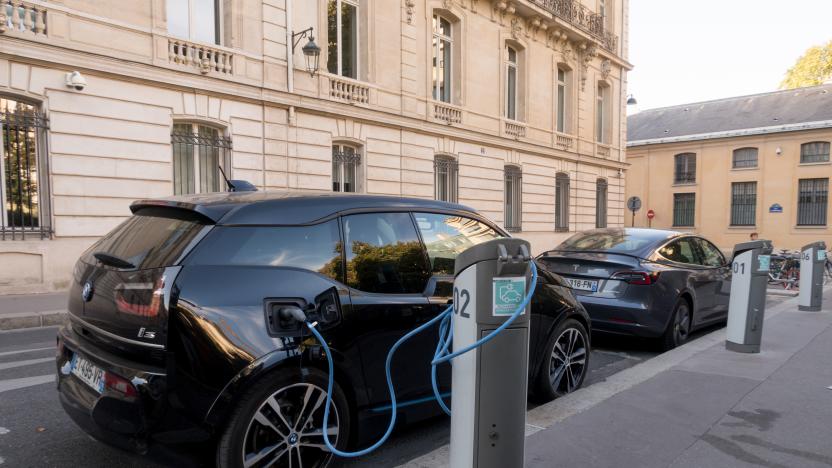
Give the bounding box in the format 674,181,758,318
596,82,611,143
555,173,570,232
432,13,454,103
801,142,830,164
1,96,50,238
556,65,572,134
596,178,608,228
506,45,519,120
332,143,361,192
732,147,758,168
674,153,696,184
171,122,232,195
504,165,522,232
434,155,458,203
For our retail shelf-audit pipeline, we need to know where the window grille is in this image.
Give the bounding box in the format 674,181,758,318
674,153,696,184
797,178,828,226
800,142,830,164
504,166,522,232
1,98,50,240
434,156,458,203
555,172,570,232
730,182,756,226
171,123,232,195
332,145,361,192
732,148,758,169
673,193,695,227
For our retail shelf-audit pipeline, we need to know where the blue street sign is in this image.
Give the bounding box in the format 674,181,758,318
769,203,783,213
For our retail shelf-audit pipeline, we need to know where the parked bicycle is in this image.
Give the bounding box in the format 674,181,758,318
768,249,800,290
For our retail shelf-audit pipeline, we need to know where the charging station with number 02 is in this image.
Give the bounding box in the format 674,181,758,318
451,238,532,468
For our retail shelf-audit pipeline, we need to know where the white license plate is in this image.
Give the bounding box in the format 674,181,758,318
70,353,105,394
566,278,599,292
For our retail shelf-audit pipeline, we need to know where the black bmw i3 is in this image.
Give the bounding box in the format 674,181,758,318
56,191,590,467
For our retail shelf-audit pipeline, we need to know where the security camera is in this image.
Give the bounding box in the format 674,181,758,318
65,71,87,91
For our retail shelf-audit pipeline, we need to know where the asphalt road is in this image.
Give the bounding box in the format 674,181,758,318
0,296,789,468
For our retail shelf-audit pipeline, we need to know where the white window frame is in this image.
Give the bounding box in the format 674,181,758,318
506,45,518,121
328,0,360,79
171,122,231,195
596,83,610,144
166,0,222,45
557,66,570,134
432,13,454,103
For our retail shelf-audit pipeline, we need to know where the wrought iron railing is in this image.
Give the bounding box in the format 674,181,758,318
536,0,618,52
1,106,51,240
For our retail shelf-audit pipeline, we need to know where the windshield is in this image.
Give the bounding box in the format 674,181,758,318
82,208,207,270
555,231,653,254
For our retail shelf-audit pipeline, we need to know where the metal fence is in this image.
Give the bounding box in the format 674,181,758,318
797,178,828,226
673,193,695,227
504,166,522,232
730,182,756,226
1,102,51,240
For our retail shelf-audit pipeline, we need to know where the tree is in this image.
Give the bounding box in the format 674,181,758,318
781,41,832,89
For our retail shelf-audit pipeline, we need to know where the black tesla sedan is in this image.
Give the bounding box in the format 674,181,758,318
56,191,590,468
537,228,731,350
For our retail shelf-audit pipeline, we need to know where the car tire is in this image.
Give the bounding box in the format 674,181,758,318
216,367,351,468
534,318,590,402
661,298,692,351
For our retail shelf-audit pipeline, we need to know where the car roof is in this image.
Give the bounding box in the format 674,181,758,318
131,191,479,225
553,227,689,257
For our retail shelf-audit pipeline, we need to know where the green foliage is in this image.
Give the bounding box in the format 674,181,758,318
781,40,832,89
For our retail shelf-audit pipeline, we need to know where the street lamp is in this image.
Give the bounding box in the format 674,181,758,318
292,27,321,77
626,94,638,106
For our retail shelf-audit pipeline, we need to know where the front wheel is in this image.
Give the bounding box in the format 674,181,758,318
217,368,351,468
661,299,691,351
534,318,590,402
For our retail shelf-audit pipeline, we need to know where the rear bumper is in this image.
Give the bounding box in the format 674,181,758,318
576,294,670,338
56,323,207,455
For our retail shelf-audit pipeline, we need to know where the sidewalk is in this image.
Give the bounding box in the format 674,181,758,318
0,292,68,330
403,289,832,468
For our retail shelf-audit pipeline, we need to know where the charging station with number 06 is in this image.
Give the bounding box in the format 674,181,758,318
451,238,532,468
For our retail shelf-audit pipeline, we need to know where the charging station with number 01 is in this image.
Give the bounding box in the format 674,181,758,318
726,240,772,353
450,238,532,468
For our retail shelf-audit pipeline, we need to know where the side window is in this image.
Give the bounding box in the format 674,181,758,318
414,213,503,275
695,238,726,268
342,213,430,294
658,238,701,265
186,221,343,281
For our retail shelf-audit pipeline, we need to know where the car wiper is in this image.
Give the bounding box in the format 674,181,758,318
93,252,135,269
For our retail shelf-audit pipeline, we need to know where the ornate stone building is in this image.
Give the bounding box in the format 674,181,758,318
0,0,630,293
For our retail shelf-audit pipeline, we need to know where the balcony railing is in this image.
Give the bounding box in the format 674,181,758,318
168,38,234,75
328,75,370,104
536,0,618,52
432,102,462,125
0,0,47,36
555,133,574,150
504,120,527,139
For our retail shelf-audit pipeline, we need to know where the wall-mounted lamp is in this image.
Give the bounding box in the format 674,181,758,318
775,146,782,156
626,94,637,105
292,27,321,77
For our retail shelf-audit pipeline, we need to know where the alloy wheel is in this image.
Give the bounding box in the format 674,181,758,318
549,327,587,395
241,383,338,468
674,304,691,344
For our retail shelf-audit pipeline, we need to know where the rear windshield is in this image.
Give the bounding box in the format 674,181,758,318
83,208,207,270
186,221,343,280
555,231,653,254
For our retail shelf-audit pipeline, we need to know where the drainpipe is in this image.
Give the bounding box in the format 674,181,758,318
286,0,294,93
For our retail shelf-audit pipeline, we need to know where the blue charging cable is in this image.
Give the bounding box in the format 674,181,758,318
304,261,538,458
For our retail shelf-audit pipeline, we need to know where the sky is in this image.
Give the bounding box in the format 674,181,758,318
627,0,832,111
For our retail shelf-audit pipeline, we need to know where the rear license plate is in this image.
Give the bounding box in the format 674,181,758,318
70,353,105,394
566,278,599,292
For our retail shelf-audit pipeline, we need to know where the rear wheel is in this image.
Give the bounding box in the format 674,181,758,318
217,368,350,468
661,299,691,351
534,318,589,402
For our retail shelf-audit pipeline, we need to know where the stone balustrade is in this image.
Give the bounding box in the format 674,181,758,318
328,75,370,104
0,0,46,36
505,120,527,139
168,38,233,75
556,133,574,150
433,102,462,125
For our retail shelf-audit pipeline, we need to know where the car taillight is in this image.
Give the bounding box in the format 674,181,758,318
611,271,660,285
114,276,165,318
104,372,138,398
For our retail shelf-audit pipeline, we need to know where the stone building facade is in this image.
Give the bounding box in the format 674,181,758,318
626,84,832,251
0,0,630,293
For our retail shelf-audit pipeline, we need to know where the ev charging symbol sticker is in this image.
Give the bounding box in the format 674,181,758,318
493,277,526,316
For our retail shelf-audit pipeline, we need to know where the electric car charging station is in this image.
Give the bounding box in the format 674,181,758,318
451,239,532,468
799,241,826,311
726,240,773,353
